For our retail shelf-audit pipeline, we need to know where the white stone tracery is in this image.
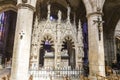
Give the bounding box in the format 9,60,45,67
30,4,84,70
9,0,106,79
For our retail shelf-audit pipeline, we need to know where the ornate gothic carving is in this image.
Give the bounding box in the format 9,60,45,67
30,4,84,70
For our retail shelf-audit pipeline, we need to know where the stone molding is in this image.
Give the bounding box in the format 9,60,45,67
86,11,103,18
17,3,35,12
22,0,27,3
0,4,17,13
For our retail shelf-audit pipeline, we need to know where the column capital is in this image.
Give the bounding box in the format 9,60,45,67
17,3,36,12
86,11,103,18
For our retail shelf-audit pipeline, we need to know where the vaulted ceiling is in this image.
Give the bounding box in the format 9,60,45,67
0,0,120,33
103,0,120,34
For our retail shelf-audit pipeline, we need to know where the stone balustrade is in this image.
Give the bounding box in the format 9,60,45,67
29,69,82,80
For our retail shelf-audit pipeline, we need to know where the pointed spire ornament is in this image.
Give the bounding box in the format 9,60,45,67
58,10,62,23
78,19,84,58
74,12,76,26
47,4,51,20
67,5,71,22
78,20,81,30
34,16,38,28
78,20,83,47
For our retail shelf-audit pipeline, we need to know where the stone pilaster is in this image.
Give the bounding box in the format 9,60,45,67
87,12,105,77
10,1,37,80
54,25,61,69
76,20,84,69
54,11,62,69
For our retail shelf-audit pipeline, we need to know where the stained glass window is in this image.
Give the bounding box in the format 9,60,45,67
0,12,5,42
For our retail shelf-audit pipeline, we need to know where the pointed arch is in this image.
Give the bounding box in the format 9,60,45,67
0,4,17,13
39,34,54,67
82,0,105,14
61,35,76,69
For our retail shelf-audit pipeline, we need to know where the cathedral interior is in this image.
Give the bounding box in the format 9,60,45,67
0,0,120,80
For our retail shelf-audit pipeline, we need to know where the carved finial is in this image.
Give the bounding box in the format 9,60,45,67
78,20,84,58
47,4,51,20
58,10,62,23
78,20,83,43
67,5,71,21
34,16,38,28
74,12,76,25
78,20,82,31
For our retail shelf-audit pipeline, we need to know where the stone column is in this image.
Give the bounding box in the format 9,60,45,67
82,0,105,78
10,1,37,80
87,12,105,77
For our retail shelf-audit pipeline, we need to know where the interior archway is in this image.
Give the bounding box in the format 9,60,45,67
39,35,54,67
0,10,17,65
113,19,120,69
61,36,75,69
0,0,17,13
103,0,120,66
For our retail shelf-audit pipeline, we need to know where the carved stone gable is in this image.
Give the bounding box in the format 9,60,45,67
30,4,84,70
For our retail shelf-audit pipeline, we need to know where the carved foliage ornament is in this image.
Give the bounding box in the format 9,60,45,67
22,0,27,3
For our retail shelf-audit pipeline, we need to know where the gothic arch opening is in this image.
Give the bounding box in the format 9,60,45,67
0,10,17,65
114,19,120,68
39,35,54,67
0,4,17,13
61,36,75,69
0,0,17,13
103,0,120,66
